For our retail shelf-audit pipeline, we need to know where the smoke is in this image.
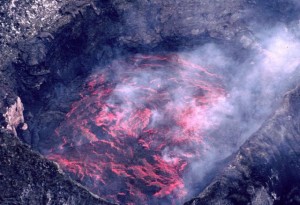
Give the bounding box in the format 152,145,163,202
48,21,300,205
181,24,300,197
75,23,300,202
291,0,300,7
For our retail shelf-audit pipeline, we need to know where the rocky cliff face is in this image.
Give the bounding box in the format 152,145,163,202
0,130,114,205
1,0,300,204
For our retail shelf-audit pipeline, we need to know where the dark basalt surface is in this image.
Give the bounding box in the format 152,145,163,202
0,130,114,205
0,0,300,204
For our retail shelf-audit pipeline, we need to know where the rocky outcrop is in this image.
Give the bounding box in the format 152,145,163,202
185,86,300,204
0,130,114,205
2,97,26,135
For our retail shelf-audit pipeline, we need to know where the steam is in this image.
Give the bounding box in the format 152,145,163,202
181,24,300,197
85,25,300,202
49,21,300,204
98,24,300,200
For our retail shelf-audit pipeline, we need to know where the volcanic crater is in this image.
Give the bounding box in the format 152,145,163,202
2,1,300,205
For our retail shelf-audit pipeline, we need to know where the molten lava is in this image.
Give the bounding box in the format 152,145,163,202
47,54,225,204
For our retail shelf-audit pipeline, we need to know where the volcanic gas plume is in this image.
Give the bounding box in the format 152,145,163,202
47,54,225,204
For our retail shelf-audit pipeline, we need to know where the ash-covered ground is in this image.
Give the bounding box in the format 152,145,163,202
1,0,300,205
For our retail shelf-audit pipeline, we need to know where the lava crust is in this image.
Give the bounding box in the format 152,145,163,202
47,54,225,204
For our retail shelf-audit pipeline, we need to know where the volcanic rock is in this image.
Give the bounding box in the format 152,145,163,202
0,130,113,205
2,97,25,135
0,0,300,204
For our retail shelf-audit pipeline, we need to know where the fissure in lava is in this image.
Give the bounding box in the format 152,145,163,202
47,54,225,204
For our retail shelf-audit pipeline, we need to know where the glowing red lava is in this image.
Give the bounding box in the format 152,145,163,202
47,54,225,204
